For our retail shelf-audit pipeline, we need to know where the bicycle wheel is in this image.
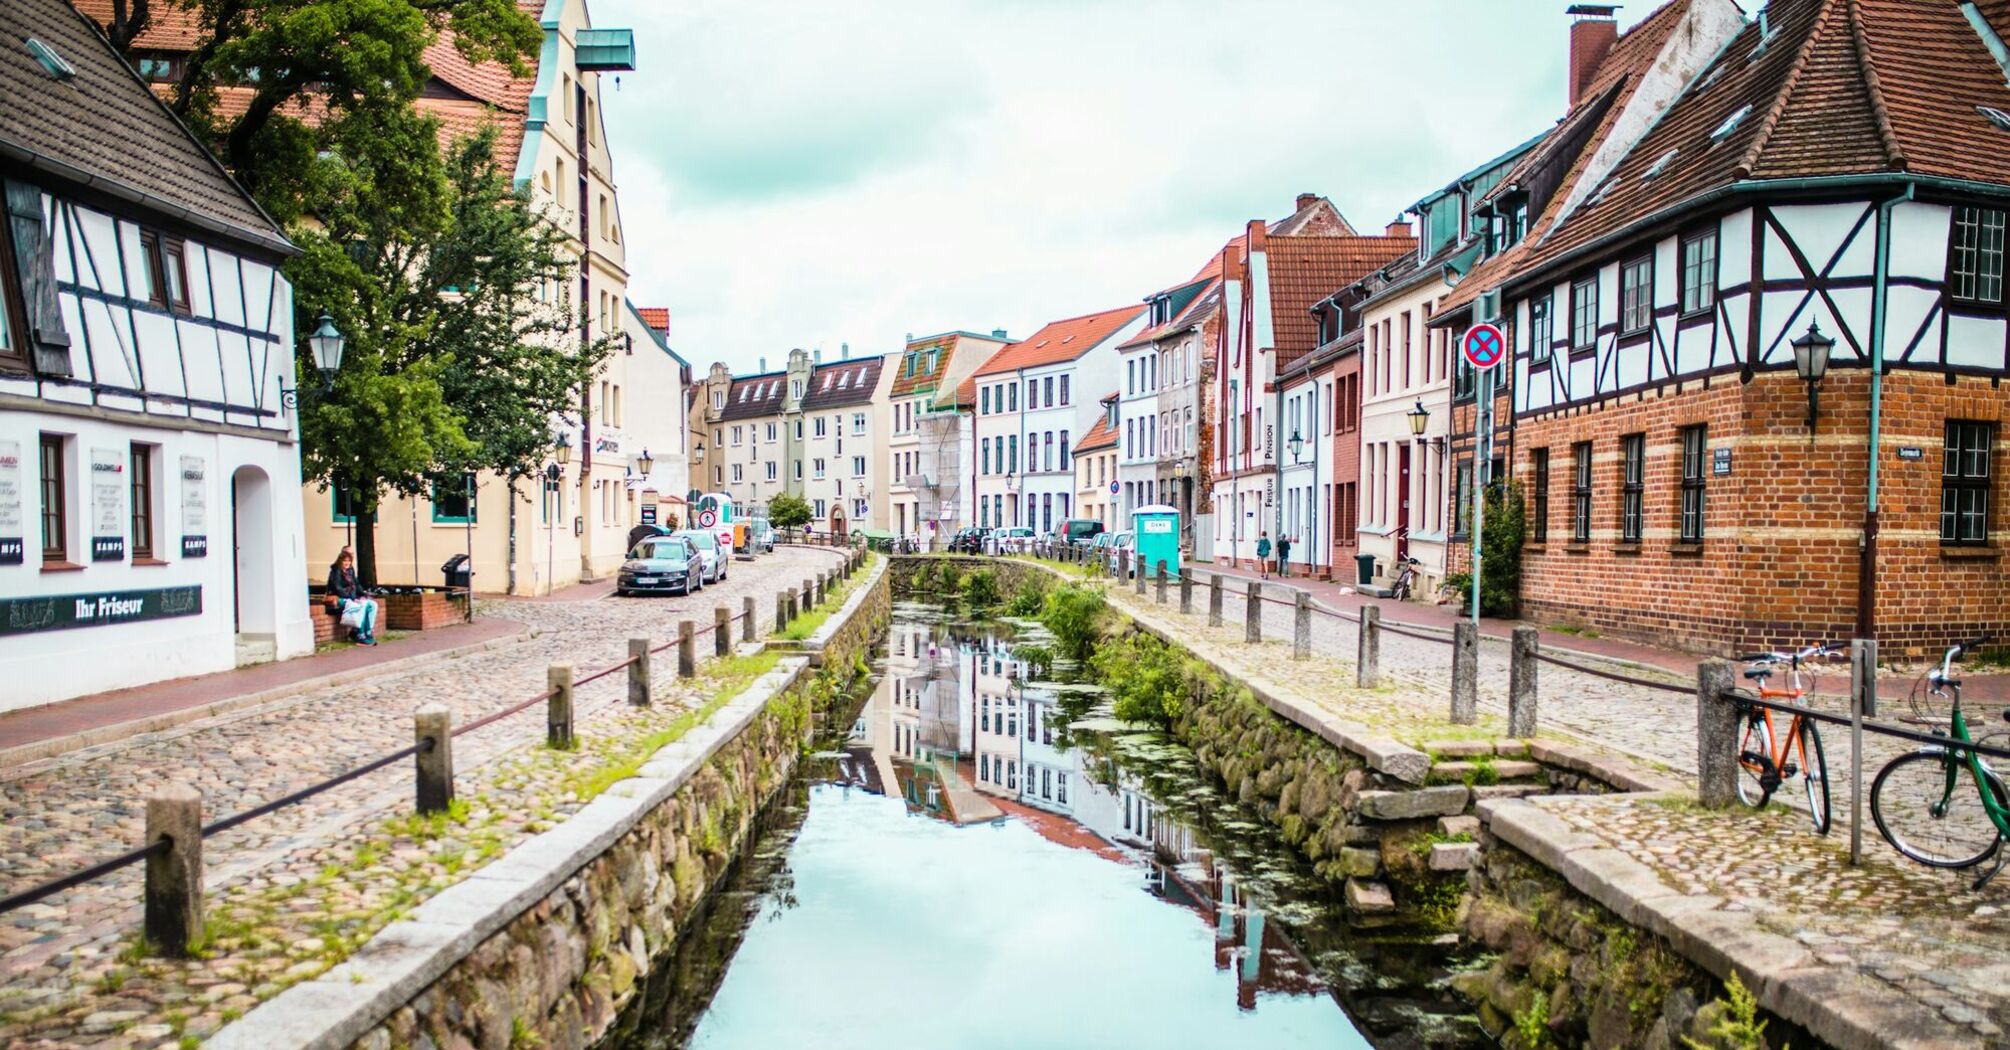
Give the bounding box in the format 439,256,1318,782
1798,720,1831,836
1870,750,2006,868
1735,714,1774,809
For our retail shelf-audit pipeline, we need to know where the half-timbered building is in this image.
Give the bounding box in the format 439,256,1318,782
1,0,307,710
1437,0,2010,657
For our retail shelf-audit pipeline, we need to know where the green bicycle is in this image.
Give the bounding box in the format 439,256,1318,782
1867,636,2010,888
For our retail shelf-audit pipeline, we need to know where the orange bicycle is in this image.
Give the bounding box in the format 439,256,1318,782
1731,643,1843,834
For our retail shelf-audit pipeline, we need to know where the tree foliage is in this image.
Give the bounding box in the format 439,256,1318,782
1446,479,1526,618
767,492,811,529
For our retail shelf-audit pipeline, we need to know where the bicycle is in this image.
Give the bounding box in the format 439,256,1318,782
1868,636,2010,887
1729,643,1842,834
1390,557,1420,601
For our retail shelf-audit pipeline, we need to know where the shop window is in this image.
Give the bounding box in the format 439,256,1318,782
39,433,68,563
129,443,155,559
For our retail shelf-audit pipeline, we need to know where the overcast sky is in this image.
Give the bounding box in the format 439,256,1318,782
595,0,1655,375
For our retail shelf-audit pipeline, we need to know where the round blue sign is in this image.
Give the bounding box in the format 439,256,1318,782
1462,323,1507,370
1109,480,1119,494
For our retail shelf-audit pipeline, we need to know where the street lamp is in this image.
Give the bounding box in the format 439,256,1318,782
1407,399,1430,439
636,448,654,476
1791,321,1835,432
282,313,346,408
1287,429,1305,464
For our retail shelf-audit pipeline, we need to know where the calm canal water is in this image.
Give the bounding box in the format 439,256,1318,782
608,600,1485,1050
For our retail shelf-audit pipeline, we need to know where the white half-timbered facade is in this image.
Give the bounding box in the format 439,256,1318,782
1,0,307,710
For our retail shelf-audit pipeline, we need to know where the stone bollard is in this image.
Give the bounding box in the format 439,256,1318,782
786,587,800,624
628,639,652,706
547,665,575,749
1356,606,1380,687
1450,621,1478,724
1118,548,1131,581
414,704,454,813
678,621,697,678
1136,558,1147,596
1180,569,1193,614
1696,658,1738,808
814,573,825,607
774,592,788,633
802,578,815,610
1156,562,1168,604
1245,582,1262,643
715,607,731,657
1294,592,1312,660
144,782,203,957
1508,626,1539,737
743,596,757,643
1209,573,1223,627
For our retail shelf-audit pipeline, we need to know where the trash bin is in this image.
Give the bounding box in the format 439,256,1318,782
1355,552,1377,586
441,554,472,591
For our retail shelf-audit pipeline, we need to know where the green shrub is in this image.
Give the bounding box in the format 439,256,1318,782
1039,584,1107,659
1090,631,1192,728
1445,479,1526,618
767,491,811,529
1005,578,1048,617
962,567,1000,607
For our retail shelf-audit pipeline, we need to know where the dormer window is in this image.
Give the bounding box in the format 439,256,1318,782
1710,104,1753,144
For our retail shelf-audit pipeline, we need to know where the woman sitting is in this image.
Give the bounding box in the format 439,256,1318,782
326,547,380,645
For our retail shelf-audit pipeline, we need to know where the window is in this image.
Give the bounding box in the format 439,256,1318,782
1679,425,1706,543
1952,207,2007,304
1059,375,1070,405
431,473,475,523
814,499,827,518
1453,353,1475,400
852,456,866,477
1531,448,1549,544
1681,230,1718,314
813,417,827,438
1620,434,1645,543
1008,383,1018,411
333,481,357,524
981,387,991,414
1572,442,1593,543
765,461,777,481
1451,462,1472,537
1026,379,1037,409
1528,295,1552,357
1060,430,1070,466
39,433,67,563
129,443,155,560
1620,256,1653,334
1565,275,1601,351
813,458,826,479
853,412,866,435
982,438,991,474
1043,376,1055,406
1943,421,1994,544
140,231,189,313
730,463,743,483
731,424,742,446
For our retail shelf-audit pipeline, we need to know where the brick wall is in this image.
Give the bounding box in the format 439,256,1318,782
1512,370,2010,658
1330,350,1362,572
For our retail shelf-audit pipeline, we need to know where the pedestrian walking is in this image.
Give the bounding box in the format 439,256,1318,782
1276,534,1293,578
1256,531,1272,579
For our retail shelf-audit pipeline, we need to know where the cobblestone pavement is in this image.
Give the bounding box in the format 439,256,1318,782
1541,793,2010,1043
0,546,846,1047
1084,561,2010,1044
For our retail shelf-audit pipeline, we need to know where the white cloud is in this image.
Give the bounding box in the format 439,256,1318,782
596,0,1657,372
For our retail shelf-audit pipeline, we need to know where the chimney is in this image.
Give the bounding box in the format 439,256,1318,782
841,341,850,360
1246,217,1266,252
813,348,822,365
1567,5,1619,108
1295,193,1320,213
992,328,1007,339
758,356,766,372
1385,219,1413,238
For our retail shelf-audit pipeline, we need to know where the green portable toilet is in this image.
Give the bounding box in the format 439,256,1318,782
1131,504,1181,578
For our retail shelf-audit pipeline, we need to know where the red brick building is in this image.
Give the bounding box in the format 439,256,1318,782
1435,0,2010,658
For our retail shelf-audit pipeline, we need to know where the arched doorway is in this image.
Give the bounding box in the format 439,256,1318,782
828,506,847,539
231,465,276,663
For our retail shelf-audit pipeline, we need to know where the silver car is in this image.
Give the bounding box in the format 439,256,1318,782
674,529,726,583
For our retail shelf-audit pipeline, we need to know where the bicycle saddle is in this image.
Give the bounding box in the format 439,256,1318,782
1743,668,1772,681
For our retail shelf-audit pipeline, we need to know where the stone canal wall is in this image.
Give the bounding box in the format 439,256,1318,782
208,557,891,1050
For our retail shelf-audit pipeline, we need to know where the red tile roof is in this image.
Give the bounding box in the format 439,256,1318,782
1266,234,1417,364
1073,413,1118,453
890,333,957,397
971,304,1145,377
635,307,670,334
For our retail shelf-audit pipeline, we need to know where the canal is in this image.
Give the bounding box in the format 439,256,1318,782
607,598,1487,1049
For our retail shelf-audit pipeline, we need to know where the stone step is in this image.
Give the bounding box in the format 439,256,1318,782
1427,759,1545,783
1428,841,1480,872
1469,784,1547,802
1357,785,1469,820
1423,739,1496,758
1344,878,1396,914
1437,815,1481,838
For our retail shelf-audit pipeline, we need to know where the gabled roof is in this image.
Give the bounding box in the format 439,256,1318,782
890,333,959,397
635,307,670,334
1436,0,1692,314
1120,276,1222,349
719,371,787,421
1074,413,1118,453
7,0,289,253
803,356,884,410
1266,234,1417,363
972,304,1145,377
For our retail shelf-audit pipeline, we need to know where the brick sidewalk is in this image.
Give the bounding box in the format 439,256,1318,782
0,617,527,762
1188,559,2010,703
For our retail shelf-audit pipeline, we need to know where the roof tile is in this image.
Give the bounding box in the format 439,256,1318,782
972,304,1145,377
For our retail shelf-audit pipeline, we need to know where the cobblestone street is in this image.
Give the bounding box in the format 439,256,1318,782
0,546,846,1047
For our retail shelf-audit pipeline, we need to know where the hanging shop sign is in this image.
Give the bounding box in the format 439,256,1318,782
0,440,22,565
0,585,202,636
90,448,125,561
180,456,208,557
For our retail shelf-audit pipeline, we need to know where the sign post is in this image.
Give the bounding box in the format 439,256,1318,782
1461,322,1507,629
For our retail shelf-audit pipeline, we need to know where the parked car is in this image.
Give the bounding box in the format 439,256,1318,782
674,529,727,583
617,535,703,596
995,526,1036,553
1063,518,1105,546
949,526,990,554
1104,531,1135,571
749,517,777,553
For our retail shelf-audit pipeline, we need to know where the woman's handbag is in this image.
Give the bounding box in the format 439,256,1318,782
338,600,367,628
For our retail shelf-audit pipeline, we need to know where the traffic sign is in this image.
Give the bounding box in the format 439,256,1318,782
1109,480,1119,495
1462,323,1507,370
697,509,717,528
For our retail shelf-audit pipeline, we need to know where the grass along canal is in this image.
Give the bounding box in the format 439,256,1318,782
604,590,1487,1049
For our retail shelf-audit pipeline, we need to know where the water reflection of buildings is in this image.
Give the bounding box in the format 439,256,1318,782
850,616,1325,1012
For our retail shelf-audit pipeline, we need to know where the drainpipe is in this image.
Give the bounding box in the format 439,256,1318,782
1858,181,1915,642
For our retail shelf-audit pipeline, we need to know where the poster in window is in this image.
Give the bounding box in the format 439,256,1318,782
180,456,208,557
90,447,125,561
0,440,21,564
